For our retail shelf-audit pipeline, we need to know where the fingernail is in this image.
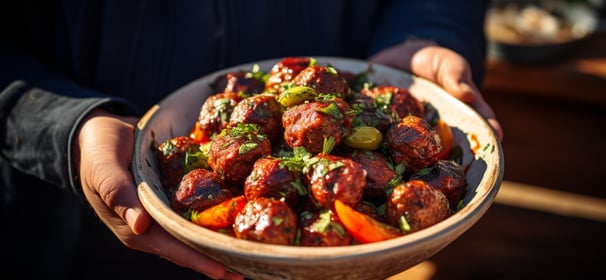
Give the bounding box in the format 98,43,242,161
125,208,141,234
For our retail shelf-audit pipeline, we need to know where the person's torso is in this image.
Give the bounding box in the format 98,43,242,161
45,0,385,112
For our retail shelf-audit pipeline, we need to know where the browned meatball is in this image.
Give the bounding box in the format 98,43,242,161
229,93,283,142
410,160,467,211
293,65,350,99
207,124,272,188
244,156,302,207
385,115,443,172
339,70,358,90
234,197,298,245
385,180,450,233
156,136,208,192
282,99,353,154
265,57,311,93
350,150,399,202
212,70,264,94
171,168,232,214
299,209,353,246
348,94,395,133
193,92,245,142
306,154,366,209
360,85,424,119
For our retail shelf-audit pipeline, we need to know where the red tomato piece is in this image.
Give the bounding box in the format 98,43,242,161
334,199,402,244
191,195,247,229
189,122,211,144
434,119,454,160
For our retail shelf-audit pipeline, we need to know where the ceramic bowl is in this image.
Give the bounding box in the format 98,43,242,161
132,57,504,280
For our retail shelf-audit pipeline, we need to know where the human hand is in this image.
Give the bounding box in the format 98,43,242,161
72,109,244,280
369,39,504,141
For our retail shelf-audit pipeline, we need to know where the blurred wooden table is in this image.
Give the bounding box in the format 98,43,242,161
483,31,606,106
481,31,606,199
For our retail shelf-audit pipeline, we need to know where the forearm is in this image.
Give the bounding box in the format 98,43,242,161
0,42,136,194
0,81,134,194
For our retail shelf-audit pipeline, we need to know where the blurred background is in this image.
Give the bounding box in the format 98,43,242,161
393,0,606,279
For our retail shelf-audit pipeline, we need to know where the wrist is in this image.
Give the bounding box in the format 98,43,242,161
369,38,440,72
70,108,111,192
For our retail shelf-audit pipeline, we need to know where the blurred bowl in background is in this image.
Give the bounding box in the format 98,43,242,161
486,0,599,63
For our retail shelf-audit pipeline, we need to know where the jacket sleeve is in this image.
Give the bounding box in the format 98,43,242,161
0,42,137,195
368,0,488,85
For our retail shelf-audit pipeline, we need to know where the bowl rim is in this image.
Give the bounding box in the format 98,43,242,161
132,56,504,262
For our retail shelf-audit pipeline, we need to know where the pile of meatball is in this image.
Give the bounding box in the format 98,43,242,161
156,57,467,246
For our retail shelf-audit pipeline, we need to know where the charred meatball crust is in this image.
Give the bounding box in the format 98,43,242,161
171,168,233,213
207,124,272,187
386,115,443,171
282,99,353,154
385,180,450,233
244,156,302,207
234,197,298,245
265,57,312,93
306,154,366,209
229,93,283,142
292,65,351,99
410,159,467,211
194,92,245,141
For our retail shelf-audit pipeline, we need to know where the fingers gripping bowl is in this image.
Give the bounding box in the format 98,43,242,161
132,57,503,279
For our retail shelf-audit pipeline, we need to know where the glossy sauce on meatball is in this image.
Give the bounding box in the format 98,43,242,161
234,197,298,245
293,65,351,99
360,85,424,119
348,94,395,133
207,124,272,188
298,209,352,246
193,92,245,142
385,180,450,233
386,115,443,171
244,156,302,207
410,159,467,211
229,93,283,142
282,98,353,154
156,136,206,192
305,154,366,209
349,150,399,202
265,57,311,93
171,168,232,213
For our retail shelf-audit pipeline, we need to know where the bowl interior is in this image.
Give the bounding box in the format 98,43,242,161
132,57,504,279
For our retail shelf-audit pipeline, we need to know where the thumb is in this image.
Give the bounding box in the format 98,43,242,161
78,111,153,235
109,116,153,235
116,181,153,235
123,120,153,235
92,165,153,235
